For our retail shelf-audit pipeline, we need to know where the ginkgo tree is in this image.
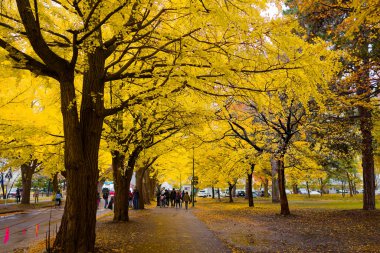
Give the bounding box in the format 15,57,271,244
0,71,64,204
0,1,216,250
0,0,342,250
286,0,380,210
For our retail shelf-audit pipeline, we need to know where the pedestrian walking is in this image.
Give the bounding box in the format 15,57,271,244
164,189,170,207
175,190,181,209
34,189,40,203
15,188,21,204
183,192,191,210
170,188,176,207
102,190,109,208
129,190,133,208
160,194,166,208
133,188,139,209
55,191,62,207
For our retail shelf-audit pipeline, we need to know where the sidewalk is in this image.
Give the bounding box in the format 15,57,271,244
95,206,231,253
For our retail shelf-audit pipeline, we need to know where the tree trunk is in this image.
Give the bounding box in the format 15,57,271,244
21,160,38,205
270,156,280,203
306,181,310,198
54,52,105,251
264,178,269,197
143,176,150,204
360,105,376,209
113,146,143,221
143,172,151,204
52,173,59,195
228,183,234,203
149,175,157,200
217,188,221,201
318,178,324,196
212,186,215,199
247,164,254,207
136,168,145,209
277,158,290,215
347,172,354,197
112,152,130,221
292,184,298,194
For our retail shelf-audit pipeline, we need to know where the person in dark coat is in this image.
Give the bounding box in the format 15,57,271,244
16,188,21,204
164,189,170,207
170,188,176,207
102,190,109,209
133,188,139,209
183,192,191,210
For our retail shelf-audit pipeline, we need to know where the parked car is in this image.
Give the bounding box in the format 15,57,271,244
237,190,246,197
309,190,320,195
7,188,22,198
298,188,308,194
197,190,211,198
7,189,17,198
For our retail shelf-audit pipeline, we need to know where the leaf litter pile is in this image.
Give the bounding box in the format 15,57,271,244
192,198,380,253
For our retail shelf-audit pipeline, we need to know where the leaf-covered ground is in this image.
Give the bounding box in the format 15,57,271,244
17,195,380,252
192,196,380,252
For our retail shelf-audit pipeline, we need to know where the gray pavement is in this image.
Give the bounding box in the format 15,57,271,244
118,206,232,253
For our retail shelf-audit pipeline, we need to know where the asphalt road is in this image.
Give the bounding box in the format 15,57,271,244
0,200,111,253
0,207,63,252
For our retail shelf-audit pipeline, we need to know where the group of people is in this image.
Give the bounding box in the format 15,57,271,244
97,187,141,210
97,188,114,210
157,188,191,210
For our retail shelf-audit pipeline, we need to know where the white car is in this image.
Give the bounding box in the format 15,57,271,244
197,190,211,198
309,190,320,195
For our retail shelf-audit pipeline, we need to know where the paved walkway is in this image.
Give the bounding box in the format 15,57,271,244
97,206,231,253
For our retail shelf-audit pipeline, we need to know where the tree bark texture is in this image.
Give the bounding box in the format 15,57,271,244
21,160,38,204
112,152,130,222
292,184,298,194
264,178,269,197
52,173,59,195
270,157,280,203
228,184,234,203
113,147,143,221
359,105,376,210
143,172,151,204
54,52,105,251
247,164,254,207
136,167,145,209
277,158,290,215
